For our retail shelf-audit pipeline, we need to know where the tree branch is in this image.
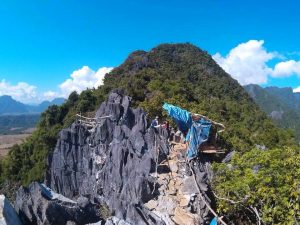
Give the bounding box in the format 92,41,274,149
250,206,262,225
212,191,248,204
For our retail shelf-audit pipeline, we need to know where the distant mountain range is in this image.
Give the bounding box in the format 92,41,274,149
0,95,66,134
0,95,65,115
244,84,300,141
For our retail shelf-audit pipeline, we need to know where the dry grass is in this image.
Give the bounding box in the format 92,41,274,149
0,133,32,158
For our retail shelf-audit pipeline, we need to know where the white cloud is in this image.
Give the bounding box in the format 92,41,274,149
272,60,300,78
0,66,113,104
59,66,113,97
293,86,300,93
213,40,275,85
213,40,300,86
43,91,60,101
0,80,38,103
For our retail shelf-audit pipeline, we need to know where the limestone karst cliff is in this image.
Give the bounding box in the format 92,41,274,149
12,90,215,225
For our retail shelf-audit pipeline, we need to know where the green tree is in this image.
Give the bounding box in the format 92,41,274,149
212,146,300,224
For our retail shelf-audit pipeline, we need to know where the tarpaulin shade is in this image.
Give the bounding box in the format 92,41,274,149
163,103,212,160
162,103,192,134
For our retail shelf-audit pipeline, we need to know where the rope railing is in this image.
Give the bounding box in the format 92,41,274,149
189,164,228,225
76,114,112,128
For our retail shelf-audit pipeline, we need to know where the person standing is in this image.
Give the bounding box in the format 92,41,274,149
162,120,170,138
151,116,159,128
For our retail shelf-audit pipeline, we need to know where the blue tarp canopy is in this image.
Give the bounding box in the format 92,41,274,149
163,103,212,160
162,103,192,134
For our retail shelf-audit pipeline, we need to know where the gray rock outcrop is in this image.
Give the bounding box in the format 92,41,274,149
45,90,169,225
14,182,106,225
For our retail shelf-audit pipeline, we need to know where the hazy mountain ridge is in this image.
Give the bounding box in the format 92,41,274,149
0,95,65,115
244,84,300,140
0,96,65,134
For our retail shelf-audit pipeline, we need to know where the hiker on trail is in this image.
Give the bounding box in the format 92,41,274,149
169,127,175,142
162,120,170,137
151,116,160,128
174,130,181,143
162,120,169,130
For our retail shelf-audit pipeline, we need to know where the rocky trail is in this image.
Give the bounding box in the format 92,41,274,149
145,143,208,225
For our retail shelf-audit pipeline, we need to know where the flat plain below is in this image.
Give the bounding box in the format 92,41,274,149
0,129,34,157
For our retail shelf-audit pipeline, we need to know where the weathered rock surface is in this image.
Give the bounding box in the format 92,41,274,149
45,90,169,225
0,194,22,225
14,182,106,225
104,217,132,225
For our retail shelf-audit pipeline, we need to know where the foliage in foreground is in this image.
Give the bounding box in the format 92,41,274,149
213,147,300,224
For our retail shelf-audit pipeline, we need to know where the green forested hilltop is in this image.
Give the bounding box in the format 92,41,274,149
0,43,298,224
104,43,293,150
0,42,293,187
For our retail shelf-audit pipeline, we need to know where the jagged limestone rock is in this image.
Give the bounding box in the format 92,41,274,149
45,90,169,225
14,182,105,225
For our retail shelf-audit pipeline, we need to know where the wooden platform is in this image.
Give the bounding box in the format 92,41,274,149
202,149,225,154
170,142,225,154
201,145,225,154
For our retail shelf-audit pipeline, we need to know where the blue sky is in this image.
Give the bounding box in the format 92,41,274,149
1,0,300,103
